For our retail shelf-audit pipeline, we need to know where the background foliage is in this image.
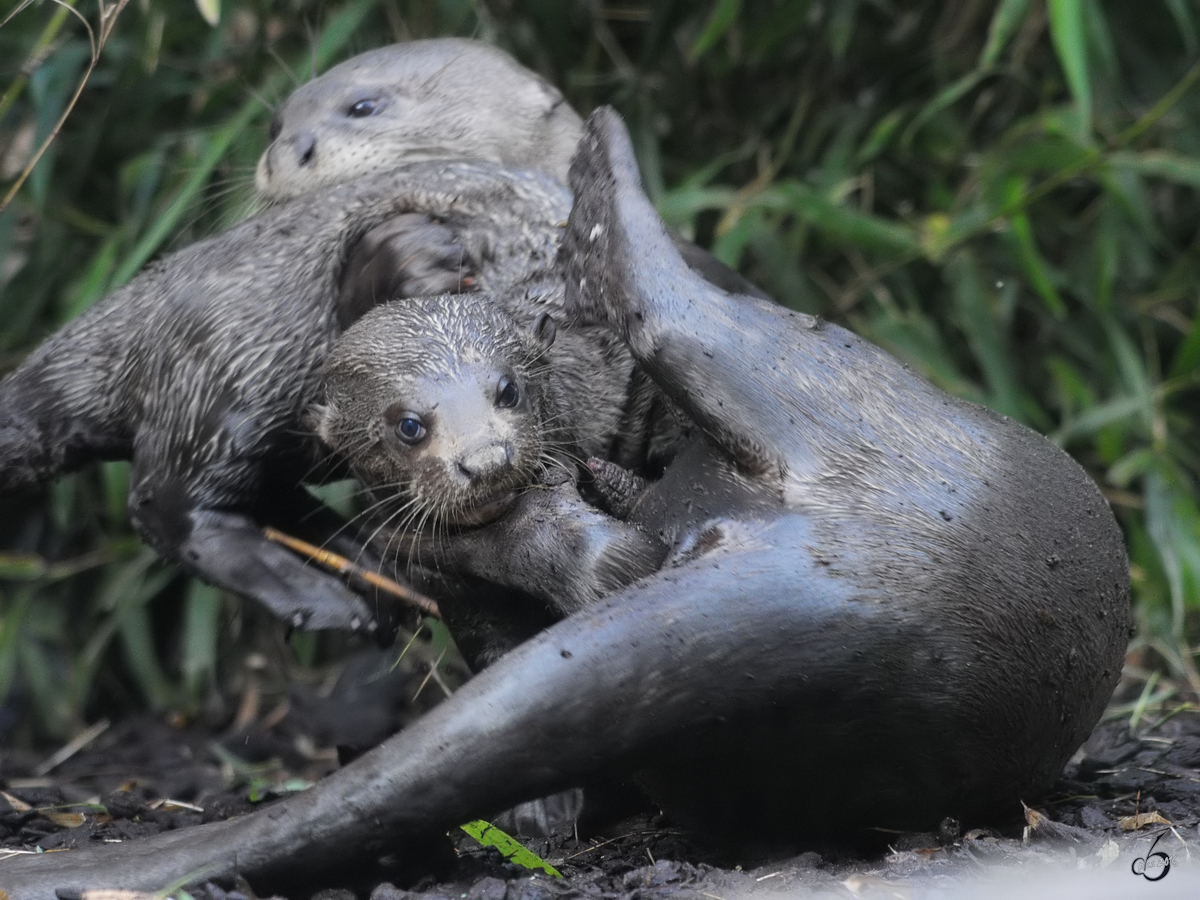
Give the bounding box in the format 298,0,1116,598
1,0,1198,743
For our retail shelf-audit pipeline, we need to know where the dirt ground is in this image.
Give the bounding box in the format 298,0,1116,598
2,649,1199,899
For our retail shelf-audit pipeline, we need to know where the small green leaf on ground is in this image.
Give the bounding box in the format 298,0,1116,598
460,819,563,877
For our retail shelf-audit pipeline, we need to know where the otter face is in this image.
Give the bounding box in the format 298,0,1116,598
256,38,583,200
313,295,557,531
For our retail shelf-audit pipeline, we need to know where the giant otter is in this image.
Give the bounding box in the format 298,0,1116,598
256,39,581,195
0,161,571,633
259,38,769,306
0,39,751,634
0,110,1131,898
314,293,670,621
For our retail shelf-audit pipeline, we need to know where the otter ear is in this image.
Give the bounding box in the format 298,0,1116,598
532,311,558,347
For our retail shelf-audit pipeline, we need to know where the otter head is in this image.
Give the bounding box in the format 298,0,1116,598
256,38,584,200
312,293,560,530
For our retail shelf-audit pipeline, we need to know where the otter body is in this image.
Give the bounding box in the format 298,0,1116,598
0,110,1130,898
0,161,571,632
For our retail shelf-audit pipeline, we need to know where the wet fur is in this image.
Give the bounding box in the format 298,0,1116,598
0,110,1131,898
313,293,669,619
0,161,571,631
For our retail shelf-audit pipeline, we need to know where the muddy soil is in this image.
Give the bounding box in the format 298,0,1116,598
2,650,1198,899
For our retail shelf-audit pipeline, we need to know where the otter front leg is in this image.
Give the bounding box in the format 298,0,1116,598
129,488,379,633
0,312,133,491
337,213,474,328
428,480,667,616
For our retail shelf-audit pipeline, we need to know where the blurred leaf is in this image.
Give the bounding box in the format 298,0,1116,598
182,582,221,703
0,590,35,716
1052,395,1148,444
18,626,74,735
826,0,859,61
0,553,47,580
1084,3,1118,82
856,109,905,165
1162,0,1198,55
1145,467,1200,635
656,185,738,229
116,571,176,711
759,181,921,256
1103,317,1155,411
690,0,742,61
999,176,1067,318
902,71,986,149
1110,448,1158,488
744,0,811,58
979,0,1033,68
946,250,1025,420
1169,313,1200,380
26,42,91,209
195,0,220,27
1046,0,1093,140
1111,150,1200,189
1090,203,1120,313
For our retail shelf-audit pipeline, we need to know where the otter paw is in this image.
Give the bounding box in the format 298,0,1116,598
338,213,473,328
586,457,647,520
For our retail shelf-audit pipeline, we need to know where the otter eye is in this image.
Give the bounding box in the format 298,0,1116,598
496,376,519,409
395,415,426,445
348,98,380,118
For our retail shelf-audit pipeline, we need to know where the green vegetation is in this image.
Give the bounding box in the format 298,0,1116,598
1,1,1198,740
460,819,563,877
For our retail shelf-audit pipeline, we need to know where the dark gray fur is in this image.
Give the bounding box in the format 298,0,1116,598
314,292,668,620
0,161,571,632
0,109,1131,898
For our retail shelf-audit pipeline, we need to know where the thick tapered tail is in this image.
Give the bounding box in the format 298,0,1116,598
0,532,870,897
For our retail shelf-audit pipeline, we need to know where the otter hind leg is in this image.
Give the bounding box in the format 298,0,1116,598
567,109,878,480
0,530,1005,897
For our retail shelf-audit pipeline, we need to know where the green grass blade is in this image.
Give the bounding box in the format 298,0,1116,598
1168,311,1200,380
903,71,985,150
1111,150,1200,189
182,582,221,703
106,0,377,290
1162,0,1198,55
195,0,220,27
979,0,1033,68
999,177,1066,318
946,250,1025,420
762,181,921,256
690,0,742,61
1046,0,1092,141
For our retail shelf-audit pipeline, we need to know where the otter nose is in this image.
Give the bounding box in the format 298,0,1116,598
294,131,317,168
456,443,513,482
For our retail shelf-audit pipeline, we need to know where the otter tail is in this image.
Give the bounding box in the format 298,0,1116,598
0,525,1050,897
